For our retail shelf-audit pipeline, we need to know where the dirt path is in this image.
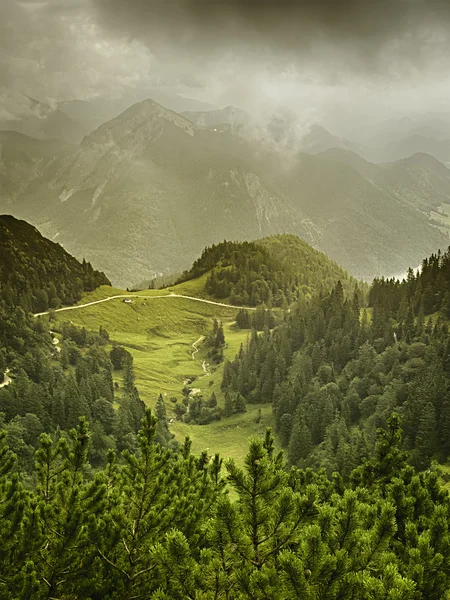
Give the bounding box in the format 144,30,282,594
201,360,210,375
191,336,205,360
33,292,257,318
191,336,212,377
1,330,61,388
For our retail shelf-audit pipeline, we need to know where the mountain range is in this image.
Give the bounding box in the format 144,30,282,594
0,91,216,145
1,98,449,287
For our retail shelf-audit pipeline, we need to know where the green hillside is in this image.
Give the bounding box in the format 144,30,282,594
48,285,265,457
0,214,109,359
176,235,366,306
2,221,450,599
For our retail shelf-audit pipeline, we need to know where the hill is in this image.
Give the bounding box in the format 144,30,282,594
0,213,110,358
0,217,154,507
2,98,448,286
176,235,365,306
40,234,361,456
220,243,450,477
0,214,110,314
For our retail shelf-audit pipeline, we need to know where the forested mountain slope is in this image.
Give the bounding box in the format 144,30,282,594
222,247,450,476
0,215,109,314
0,216,149,493
1,98,447,286
0,214,110,361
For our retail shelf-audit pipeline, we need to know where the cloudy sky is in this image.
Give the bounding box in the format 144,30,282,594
3,0,450,130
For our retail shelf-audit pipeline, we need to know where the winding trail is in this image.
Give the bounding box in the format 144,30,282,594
190,336,211,384
191,336,205,360
33,293,257,318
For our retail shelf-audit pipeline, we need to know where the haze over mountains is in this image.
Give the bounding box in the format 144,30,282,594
0,90,217,145
1,95,450,287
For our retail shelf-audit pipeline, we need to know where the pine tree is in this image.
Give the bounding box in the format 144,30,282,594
0,430,29,598
223,392,233,417
234,392,246,413
33,418,106,598
411,402,437,470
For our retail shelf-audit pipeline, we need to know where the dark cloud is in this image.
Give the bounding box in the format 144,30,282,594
0,0,155,105
2,0,450,129
90,0,450,71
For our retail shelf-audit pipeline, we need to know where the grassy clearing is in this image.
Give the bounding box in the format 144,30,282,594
53,286,266,464
171,405,275,464
164,274,211,298
54,295,239,400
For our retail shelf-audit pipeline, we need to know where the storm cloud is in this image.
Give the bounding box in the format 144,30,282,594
3,0,450,130
90,0,450,74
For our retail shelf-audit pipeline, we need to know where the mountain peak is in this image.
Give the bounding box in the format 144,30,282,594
83,97,199,147
396,151,449,172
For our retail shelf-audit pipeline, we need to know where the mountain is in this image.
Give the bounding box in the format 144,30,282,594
299,123,358,154
0,94,90,144
3,98,448,286
318,148,450,215
0,214,110,360
386,135,450,167
0,90,217,146
354,116,450,166
59,90,217,132
182,106,357,155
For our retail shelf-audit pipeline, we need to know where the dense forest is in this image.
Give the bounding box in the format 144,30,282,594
0,217,153,481
370,247,450,324
222,269,450,476
0,215,110,313
177,235,365,307
2,411,450,599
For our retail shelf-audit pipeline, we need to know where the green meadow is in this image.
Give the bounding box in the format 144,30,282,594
53,285,274,462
